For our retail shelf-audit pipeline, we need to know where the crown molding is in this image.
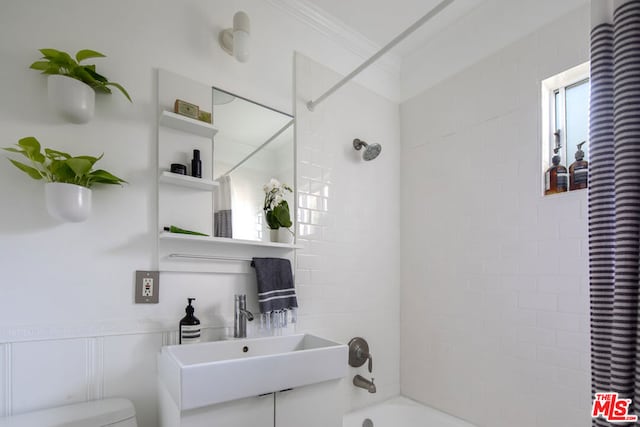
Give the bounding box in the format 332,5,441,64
266,0,402,76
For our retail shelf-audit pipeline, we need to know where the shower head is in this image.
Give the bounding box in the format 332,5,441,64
353,139,381,161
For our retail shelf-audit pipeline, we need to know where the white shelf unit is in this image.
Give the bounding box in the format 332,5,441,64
160,232,301,249
159,171,220,191
159,110,218,138
157,70,297,273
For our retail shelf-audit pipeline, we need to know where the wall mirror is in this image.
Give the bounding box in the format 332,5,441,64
212,87,294,242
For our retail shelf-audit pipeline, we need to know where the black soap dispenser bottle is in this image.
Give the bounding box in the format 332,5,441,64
179,298,201,344
569,141,588,191
191,149,202,178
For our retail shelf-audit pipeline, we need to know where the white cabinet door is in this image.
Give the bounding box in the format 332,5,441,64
180,394,274,427
275,381,342,427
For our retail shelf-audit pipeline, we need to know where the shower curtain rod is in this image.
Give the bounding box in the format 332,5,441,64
306,0,455,111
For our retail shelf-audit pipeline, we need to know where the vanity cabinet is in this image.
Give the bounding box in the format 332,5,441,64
159,382,342,427
275,382,343,427
159,385,274,427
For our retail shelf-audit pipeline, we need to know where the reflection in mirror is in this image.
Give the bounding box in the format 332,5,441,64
213,88,294,242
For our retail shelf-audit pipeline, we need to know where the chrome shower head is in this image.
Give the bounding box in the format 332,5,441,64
353,139,381,161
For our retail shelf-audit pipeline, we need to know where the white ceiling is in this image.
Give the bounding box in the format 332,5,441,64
302,0,484,57
297,0,590,100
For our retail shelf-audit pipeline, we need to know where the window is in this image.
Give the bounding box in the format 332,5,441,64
541,62,590,195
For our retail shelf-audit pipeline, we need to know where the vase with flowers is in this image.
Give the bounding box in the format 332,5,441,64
263,178,293,243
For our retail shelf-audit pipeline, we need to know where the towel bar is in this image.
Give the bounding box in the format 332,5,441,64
168,253,253,262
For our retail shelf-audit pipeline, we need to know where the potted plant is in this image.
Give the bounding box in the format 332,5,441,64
263,178,293,243
3,136,126,222
30,48,132,124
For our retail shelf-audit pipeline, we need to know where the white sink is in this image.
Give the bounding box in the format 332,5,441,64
157,333,348,410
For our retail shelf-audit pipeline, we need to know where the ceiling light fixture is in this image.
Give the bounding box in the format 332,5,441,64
219,11,250,63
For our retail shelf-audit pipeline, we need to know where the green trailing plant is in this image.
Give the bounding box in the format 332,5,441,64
3,136,126,189
263,178,293,230
30,48,132,102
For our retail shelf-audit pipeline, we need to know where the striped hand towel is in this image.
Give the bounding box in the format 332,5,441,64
251,257,298,313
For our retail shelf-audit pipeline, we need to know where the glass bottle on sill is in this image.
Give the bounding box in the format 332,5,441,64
569,141,588,191
545,146,568,196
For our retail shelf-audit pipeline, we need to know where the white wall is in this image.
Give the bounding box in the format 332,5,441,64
294,53,401,411
400,5,590,427
0,1,400,426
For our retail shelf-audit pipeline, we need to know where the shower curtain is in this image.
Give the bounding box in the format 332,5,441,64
214,175,233,238
589,1,640,425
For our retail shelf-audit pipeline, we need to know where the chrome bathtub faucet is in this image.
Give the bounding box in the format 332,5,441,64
353,375,376,393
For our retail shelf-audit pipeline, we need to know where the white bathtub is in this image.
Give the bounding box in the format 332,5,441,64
343,396,476,427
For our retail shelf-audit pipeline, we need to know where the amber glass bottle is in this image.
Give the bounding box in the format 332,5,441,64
569,141,588,191
545,150,568,195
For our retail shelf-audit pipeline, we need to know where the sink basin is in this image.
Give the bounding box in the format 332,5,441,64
157,333,348,410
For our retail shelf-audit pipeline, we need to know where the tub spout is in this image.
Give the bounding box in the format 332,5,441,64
353,375,376,393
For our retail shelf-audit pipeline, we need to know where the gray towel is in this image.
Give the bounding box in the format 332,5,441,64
251,257,298,313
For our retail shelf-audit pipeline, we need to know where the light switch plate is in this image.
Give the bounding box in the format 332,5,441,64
135,270,159,303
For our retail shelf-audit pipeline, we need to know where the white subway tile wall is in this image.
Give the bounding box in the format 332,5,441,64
400,6,591,427
294,53,401,411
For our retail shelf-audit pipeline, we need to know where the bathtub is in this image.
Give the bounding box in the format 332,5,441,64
343,396,476,427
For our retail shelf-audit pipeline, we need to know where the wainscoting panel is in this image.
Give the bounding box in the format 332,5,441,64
0,344,9,417
11,339,88,415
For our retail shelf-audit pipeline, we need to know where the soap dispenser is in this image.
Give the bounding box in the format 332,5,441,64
544,131,568,195
179,298,201,344
569,141,588,190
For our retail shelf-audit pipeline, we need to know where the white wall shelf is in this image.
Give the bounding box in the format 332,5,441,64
160,110,218,138
159,171,220,191
159,232,301,249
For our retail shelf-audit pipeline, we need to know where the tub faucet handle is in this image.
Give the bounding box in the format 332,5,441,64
348,337,374,373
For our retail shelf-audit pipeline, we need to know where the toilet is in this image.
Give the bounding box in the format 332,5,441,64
0,398,137,427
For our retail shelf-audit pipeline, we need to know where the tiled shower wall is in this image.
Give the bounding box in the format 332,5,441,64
294,53,401,412
400,6,591,427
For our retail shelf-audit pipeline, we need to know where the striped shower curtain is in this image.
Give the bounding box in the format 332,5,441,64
589,1,640,425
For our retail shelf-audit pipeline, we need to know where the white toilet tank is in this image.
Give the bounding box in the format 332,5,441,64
0,398,137,427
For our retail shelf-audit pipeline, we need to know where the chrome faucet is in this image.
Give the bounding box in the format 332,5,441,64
353,375,376,393
234,294,254,338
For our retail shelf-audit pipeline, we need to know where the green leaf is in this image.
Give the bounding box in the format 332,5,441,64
265,210,279,229
65,158,92,177
29,61,50,71
93,84,111,94
17,137,44,163
105,82,132,102
89,169,127,185
272,201,292,228
75,153,103,167
72,66,98,86
8,159,43,180
49,160,75,182
42,65,63,75
75,49,106,63
38,48,63,59
18,136,40,153
44,148,71,160
84,67,108,83
58,51,77,67
3,147,25,154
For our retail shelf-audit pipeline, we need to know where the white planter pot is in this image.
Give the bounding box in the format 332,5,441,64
47,75,95,124
45,183,92,222
269,228,293,244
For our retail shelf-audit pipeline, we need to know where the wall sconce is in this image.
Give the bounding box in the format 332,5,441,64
219,11,250,63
